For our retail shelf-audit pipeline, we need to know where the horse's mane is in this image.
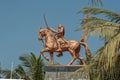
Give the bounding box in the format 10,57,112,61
41,28,53,35
40,28,49,32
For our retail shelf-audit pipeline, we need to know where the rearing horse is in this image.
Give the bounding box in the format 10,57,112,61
38,28,86,65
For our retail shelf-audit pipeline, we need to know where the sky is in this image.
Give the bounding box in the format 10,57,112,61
0,0,120,69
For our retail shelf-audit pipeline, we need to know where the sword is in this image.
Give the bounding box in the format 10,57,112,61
43,14,49,29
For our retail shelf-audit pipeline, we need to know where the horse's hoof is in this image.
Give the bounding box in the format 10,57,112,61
56,53,63,57
51,63,54,65
57,54,62,57
45,57,49,61
82,63,86,66
67,64,71,66
46,58,49,61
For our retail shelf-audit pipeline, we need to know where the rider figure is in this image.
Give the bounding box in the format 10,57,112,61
48,24,67,57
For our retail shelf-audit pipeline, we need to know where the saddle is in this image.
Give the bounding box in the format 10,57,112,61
59,39,68,49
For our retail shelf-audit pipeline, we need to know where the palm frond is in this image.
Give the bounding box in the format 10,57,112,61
93,46,104,58
98,33,120,71
79,17,120,41
15,65,31,79
19,54,32,68
88,0,103,7
30,52,37,65
1,70,19,79
32,55,44,80
80,7,120,23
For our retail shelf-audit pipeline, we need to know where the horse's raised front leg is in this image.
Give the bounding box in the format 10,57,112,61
40,48,50,61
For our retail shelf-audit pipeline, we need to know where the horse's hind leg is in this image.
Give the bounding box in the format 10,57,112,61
76,53,85,65
68,57,76,65
68,49,77,65
40,48,50,61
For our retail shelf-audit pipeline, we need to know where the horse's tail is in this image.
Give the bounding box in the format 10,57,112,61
80,41,92,58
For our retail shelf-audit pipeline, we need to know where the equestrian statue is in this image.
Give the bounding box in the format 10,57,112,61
38,23,91,65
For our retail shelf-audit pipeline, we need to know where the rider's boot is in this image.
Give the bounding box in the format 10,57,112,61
57,52,63,57
57,42,62,51
56,43,63,57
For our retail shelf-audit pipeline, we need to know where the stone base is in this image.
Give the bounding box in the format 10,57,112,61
44,65,83,72
44,65,89,80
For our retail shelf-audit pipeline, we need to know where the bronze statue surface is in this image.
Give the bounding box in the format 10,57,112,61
38,25,91,65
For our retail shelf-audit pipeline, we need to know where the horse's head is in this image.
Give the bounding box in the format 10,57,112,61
38,28,47,40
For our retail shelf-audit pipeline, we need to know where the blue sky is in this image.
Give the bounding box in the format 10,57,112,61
0,0,120,69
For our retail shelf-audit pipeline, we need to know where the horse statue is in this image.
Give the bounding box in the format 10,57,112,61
38,28,91,65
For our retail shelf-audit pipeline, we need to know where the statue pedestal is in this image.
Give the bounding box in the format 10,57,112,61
44,65,89,80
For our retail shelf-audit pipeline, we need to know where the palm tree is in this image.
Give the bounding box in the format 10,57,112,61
1,52,45,80
76,7,120,80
